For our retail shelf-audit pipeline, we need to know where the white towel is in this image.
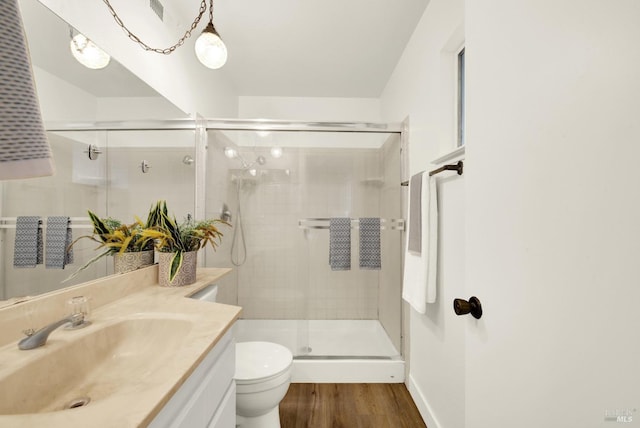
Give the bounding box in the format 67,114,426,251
402,173,438,313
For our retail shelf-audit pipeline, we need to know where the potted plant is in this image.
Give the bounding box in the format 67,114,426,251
147,200,227,287
65,211,156,281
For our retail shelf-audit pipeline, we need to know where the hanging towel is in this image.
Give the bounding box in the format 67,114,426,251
45,217,73,269
329,218,351,271
407,172,423,254
0,0,55,180
402,174,438,312
359,217,381,270
13,216,43,268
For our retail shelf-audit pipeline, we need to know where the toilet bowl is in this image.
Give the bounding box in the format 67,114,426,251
235,341,293,428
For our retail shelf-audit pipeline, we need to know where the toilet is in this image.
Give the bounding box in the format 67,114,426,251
190,286,293,427
235,341,293,428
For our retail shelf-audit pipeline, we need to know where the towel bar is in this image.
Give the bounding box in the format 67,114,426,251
0,217,92,229
401,160,464,186
298,218,405,231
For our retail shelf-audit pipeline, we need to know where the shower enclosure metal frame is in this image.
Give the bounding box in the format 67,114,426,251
44,117,409,374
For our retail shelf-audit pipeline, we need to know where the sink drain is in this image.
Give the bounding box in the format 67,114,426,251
64,396,91,410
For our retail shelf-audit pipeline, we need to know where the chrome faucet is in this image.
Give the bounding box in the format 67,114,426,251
18,313,87,350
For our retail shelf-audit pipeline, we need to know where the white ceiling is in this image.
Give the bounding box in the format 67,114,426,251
204,0,430,97
21,0,429,99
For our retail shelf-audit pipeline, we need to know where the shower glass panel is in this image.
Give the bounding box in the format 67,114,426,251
205,129,403,359
0,128,196,300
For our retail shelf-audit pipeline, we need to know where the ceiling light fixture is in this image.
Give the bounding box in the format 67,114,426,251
270,146,283,158
102,0,227,69
195,0,227,69
224,147,238,159
69,29,111,70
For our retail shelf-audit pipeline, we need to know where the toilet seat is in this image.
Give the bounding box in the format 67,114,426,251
235,341,293,385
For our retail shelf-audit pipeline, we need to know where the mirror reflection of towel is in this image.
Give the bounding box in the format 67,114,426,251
45,216,73,269
13,216,43,268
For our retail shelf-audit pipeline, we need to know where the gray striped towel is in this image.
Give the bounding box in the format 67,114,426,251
45,216,73,269
13,216,43,268
329,218,351,271
359,218,381,270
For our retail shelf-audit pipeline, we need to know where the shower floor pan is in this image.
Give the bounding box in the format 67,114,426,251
234,319,405,383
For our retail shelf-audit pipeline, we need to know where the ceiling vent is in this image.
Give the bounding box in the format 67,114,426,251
149,0,164,21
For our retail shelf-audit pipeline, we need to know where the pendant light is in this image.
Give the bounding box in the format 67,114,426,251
194,0,227,69
102,0,227,69
69,30,111,70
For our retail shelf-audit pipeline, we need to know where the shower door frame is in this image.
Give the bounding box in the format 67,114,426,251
45,118,409,359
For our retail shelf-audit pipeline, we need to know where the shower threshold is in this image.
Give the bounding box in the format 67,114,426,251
234,319,404,383
294,355,393,360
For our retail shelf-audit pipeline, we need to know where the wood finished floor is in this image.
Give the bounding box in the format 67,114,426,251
279,383,427,428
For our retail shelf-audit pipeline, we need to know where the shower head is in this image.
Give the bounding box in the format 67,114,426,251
225,146,267,171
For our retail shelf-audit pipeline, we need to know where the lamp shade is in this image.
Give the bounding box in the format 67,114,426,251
0,0,54,180
195,23,227,69
70,34,110,70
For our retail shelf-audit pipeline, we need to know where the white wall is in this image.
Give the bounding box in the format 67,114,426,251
34,67,186,123
383,0,640,427
380,0,465,427
239,96,381,122
34,67,97,122
39,0,238,118
465,1,640,427
96,97,186,121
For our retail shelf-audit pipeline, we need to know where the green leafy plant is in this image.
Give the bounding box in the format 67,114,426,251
65,211,156,281
147,200,228,283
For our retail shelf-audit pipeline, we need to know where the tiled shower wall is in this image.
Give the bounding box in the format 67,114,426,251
207,132,402,321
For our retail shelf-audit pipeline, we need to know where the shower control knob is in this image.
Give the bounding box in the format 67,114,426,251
453,296,482,319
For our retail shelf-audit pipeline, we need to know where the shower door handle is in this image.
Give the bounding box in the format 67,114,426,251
453,296,482,319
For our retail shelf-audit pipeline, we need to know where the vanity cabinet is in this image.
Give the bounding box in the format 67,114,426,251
149,329,235,428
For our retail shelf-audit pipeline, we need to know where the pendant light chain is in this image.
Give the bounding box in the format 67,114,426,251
102,0,208,55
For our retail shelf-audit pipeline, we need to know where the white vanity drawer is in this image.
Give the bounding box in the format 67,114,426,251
150,329,235,428
207,383,236,428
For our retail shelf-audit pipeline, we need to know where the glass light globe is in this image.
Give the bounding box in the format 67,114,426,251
270,146,283,158
70,34,110,70
224,147,238,159
195,24,227,69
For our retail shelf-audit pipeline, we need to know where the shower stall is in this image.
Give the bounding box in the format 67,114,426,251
0,119,406,382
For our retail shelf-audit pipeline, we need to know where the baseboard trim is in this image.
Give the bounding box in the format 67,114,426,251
407,374,442,428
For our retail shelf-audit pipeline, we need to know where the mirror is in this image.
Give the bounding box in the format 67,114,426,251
0,1,192,301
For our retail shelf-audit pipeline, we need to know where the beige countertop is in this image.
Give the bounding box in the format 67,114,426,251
0,266,240,427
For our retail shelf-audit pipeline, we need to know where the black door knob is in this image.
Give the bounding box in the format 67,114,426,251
453,296,482,319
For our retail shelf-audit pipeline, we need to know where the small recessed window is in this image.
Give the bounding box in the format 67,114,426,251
457,48,465,147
